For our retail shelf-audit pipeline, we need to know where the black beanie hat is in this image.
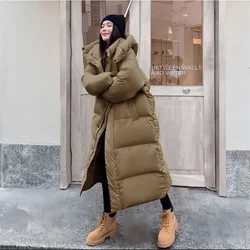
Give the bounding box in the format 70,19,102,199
101,14,126,38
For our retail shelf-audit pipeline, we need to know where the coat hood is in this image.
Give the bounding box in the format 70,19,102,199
82,34,138,64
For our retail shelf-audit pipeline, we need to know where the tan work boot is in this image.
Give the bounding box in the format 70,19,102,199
86,212,118,246
157,209,178,248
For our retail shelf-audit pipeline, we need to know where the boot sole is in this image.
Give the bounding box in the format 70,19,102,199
86,229,118,246
157,220,179,249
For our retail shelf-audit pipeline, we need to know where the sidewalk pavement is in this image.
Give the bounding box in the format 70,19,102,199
0,185,249,249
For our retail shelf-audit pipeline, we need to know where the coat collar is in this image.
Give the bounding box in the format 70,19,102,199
82,34,138,66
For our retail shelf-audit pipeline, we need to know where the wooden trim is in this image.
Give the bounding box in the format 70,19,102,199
71,1,84,181
150,86,204,96
203,0,216,188
171,174,205,187
215,0,227,197
60,1,72,189
81,88,88,95
138,0,151,78
129,0,140,57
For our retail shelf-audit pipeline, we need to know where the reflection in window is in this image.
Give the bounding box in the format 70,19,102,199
82,0,129,46
150,0,203,86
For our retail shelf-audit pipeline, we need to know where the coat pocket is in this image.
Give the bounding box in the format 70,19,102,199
128,99,139,121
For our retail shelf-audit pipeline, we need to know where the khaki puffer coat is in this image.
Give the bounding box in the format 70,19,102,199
80,34,172,213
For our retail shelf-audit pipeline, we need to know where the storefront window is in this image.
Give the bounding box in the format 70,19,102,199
82,0,129,45
150,0,203,86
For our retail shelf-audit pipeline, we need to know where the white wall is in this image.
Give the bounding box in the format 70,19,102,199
0,1,60,145
225,1,250,150
0,9,3,142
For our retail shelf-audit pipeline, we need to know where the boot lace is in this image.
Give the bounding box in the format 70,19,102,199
161,212,170,232
97,213,107,230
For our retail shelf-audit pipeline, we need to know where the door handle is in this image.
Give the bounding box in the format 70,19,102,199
183,88,190,95
124,0,133,18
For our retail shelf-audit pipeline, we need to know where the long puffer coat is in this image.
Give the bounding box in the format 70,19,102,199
80,34,172,213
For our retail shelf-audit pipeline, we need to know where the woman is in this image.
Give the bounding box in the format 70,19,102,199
80,14,179,248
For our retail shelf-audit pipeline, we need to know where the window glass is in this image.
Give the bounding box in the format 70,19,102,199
150,0,203,86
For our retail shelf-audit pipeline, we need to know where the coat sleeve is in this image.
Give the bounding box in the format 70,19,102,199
81,63,113,96
101,51,146,103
